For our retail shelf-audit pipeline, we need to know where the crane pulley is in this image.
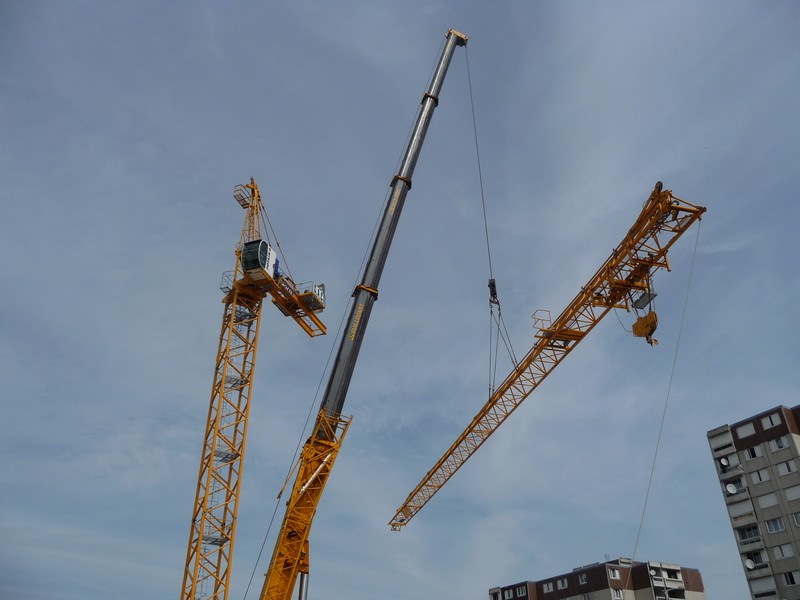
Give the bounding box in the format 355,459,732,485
389,182,706,530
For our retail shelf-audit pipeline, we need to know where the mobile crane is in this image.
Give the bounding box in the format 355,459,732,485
181,178,327,600
389,182,706,530
257,28,469,600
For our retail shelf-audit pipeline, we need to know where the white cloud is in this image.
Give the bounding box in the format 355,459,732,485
1,2,798,600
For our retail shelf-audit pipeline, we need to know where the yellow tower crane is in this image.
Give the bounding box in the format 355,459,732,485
181,178,327,600
389,182,706,530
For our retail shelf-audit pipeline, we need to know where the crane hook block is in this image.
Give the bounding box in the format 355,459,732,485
488,278,499,305
632,310,659,345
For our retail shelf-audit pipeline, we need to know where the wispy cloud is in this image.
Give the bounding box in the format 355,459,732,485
1,3,798,600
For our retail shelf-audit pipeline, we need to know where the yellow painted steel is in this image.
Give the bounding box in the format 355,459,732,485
181,179,326,600
254,29,465,600
389,183,706,530
259,410,351,600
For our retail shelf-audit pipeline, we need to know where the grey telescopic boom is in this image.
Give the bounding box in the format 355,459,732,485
319,29,468,419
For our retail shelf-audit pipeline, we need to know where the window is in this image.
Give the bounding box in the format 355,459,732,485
793,512,800,527
784,571,799,586
752,468,771,484
750,575,777,596
556,578,567,590
504,590,513,599
718,452,740,473
578,573,588,585
774,543,795,559
766,517,786,533
612,589,623,599
758,493,779,508
729,499,755,518
738,422,757,437
762,413,782,429
710,430,733,452
770,436,787,452
738,524,761,543
778,460,797,476
746,445,763,460
746,550,766,567
542,582,553,593
726,477,746,494
516,586,526,597
609,568,620,580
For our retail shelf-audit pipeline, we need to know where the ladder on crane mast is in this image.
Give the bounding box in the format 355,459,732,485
180,178,326,600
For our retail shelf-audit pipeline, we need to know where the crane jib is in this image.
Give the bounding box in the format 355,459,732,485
388,184,706,530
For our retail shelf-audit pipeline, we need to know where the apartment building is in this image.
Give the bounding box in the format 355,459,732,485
488,557,705,600
708,404,800,599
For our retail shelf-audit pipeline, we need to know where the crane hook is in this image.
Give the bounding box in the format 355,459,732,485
632,310,659,346
488,278,499,306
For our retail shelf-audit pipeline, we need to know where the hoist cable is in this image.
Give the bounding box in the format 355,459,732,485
491,310,518,368
466,45,520,385
259,205,296,284
626,220,702,571
612,306,633,334
242,495,281,599
465,45,494,280
243,187,389,598
243,49,453,587
488,309,495,394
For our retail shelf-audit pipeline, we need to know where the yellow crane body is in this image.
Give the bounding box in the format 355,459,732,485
181,179,326,600
389,182,705,530
256,28,468,600
258,410,351,600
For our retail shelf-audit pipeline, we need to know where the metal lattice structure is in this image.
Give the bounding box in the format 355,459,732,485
257,29,469,600
181,179,326,600
389,182,706,530
258,411,351,600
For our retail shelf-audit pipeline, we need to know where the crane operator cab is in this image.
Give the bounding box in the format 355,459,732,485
240,239,326,315
242,239,280,281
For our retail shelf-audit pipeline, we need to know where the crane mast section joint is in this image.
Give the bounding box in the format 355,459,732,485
388,185,705,530
391,174,412,189
317,28,465,419
354,283,379,299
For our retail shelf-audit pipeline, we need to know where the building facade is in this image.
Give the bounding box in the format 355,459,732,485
489,557,705,600
709,405,800,599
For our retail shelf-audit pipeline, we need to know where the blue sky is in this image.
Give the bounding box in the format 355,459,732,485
2,2,799,599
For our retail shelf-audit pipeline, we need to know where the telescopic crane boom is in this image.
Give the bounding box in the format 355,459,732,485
181,179,327,600
258,29,468,600
389,182,705,530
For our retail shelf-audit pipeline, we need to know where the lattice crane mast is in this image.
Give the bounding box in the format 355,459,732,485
181,178,327,600
389,182,705,530
257,29,468,600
